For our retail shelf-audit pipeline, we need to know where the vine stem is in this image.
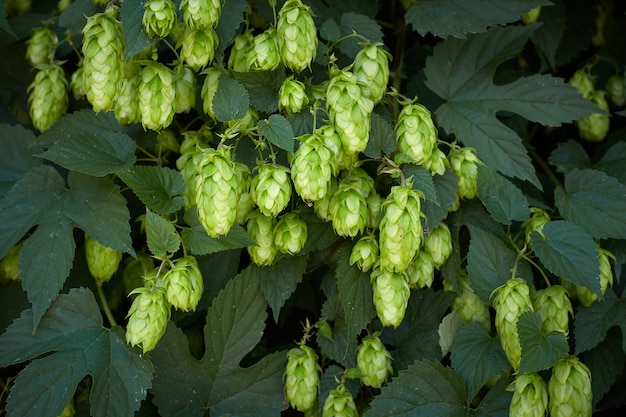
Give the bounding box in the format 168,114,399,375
97,284,117,327
529,147,562,190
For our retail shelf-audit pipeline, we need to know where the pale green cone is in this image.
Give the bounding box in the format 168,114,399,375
532,285,573,335
274,212,308,255
406,250,435,289
349,235,379,272
313,176,338,222
179,26,219,72
285,344,321,412
180,0,222,29
315,124,356,173
278,76,309,113
139,61,177,131
26,27,58,67
277,0,317,72
548,356,592,417
328,179,369,237
523,207,551,245
70,64,86,100
569,69,595,100
126,286,171,353
174,63,197,114
246,210,278,266
366,191,383,229
246,27,280,71
371,264,410,328
509,373,548,417
234,161,254,225
177,131,209,209
449,146,480,200
560,243,614,307
28,62,68,132
201,66,222,120
356,333,393,388
291,133,334,202
423,221,452,269
84,233,123,284
114,60,141,125
0,243,22,282
395,101,437,165
143,0,178,39
423,146,448,176
251,164,293,217
228,29,253,72
353,42,391,104
322,383,358,417
162,256,204,312
577,90,609,142
521,6,542,25
449,273,492,332
346,167,376,199
606,74,625,107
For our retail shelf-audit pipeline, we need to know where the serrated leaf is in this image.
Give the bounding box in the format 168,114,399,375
450,321,509,402
0,288,153,417
213,75,250,122
58,0,96,36
300,210,340,254
399,164,438,205
530,220,600,294
405,0,552,39
477,164,529,224
320,18,341,42
0,124,41,195
146,210,180,257
548,140,592,175
438,311,463,357
181,209,255,255
338,13,384,59
595,141,626,185
573,291,626,354
258,114,295,153
530,0,566,68
116,165,184,214
517,312,569,374
425,25,597,188
38,110,136,176
0,2,15,38
316,319,357,369
120,0,156,59
364,360,467,417
287,111,315,136
421,168,458,231
581,328,626,408
215,0,247,57
257,255,307,323
232,70,286,114
555,169,626,239
150,267,287,417
472,378,514,417
364,112,396,158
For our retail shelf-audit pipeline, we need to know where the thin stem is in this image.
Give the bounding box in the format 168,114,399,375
529,147,562,190
97,284,118,327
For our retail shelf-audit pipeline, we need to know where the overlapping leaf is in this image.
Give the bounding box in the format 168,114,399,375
477,164,529,224
213,75,250,122
517,312,569,374
258,114,295,153
145,209,180,257
116,165,184,215
0,124,41,195
257,255,307,323
574,291,626,355
181,209,255,255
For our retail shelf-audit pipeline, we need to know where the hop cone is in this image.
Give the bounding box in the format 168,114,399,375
423,221,452,268
347,167,376,198
114,61,141,125
353,42,391,104
449,146,480,200
326,69,374,154
450,273,492,331
143,0,178,39
228,29,253,72
177,131,208,209
569,69,595,100
316,123,356,172
70,64,86,100
139,62,176,131
276,0,317,72
493,278,534,371
84,233,122,284
366,192,383,229
284,344,321,412
606,74,625,107
234,161,254,225
246,27,280,71
251,164,292,217
313,176,338,222
548,356,592,417
532,285,573,335
162,256,203,312
406,250,435,289
274,212,308,255
82,9,124,112
195,146,242,237
349,235,379,272
328,179,368,237
423,146,448,176
356,333,393,388
0,243,22,282
561,243,614,307
28,62,68,132
378,185,423,272
371,264,410,328
291,133,334,202
180,0,222,29
126,287,171,353
278,75,309,113
322,383,358,417
523,207,551,244
26,27,58,66
395,101,437,165
509,373,548,417
179,26,218,71
201,66,221,120
246,210,277,266
174,63,196,114
521,6,542,25
577,90,610,142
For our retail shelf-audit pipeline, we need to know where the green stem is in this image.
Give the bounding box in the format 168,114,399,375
529,148,562,190
97,284,117,327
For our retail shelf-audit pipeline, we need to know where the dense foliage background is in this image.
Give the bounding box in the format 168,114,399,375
0,0,625,416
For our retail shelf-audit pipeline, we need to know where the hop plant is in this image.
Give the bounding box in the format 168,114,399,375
492,278,534,371
406,250,435,289
246,210,278,266
548,356,593,417
0,243,22,282
84,233,122,284
395,100,438,165
200,66,222,120
577,90,610,142
177,130,210,209
162,256,204,312
349,235,379,272
448,273,492,331
126,287,171,353
322,383,358,417
180,0,222,29
142,0,178,39
81,8,124,112
423,221,452,269
114,60,141,125
139,61,177,131
27,62,68,132
328,179,369,237
246,27,280,71
291,133,334,202
509,373,548,417
449,146,480,201
276,0,318,72
228,29,253,72
173,63,196,114
353,43,391,104
371,264,410,328
274,212,308,255
25,27,58,67
523,207,551,244
532,285,573,335
356,333,393,388
284,344,321,412
179,26,219,72
251,164,293,217
278,76,309,113
606,74,625,107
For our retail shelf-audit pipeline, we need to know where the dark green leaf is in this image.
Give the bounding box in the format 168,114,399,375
58,0,96,36
300,209,339,254
215,0,247,57
213,75,250,122
151,267,287,417
257,255,307,323
38,110,136,176
530,220,600,294
287,111,315,137
574,291,626,354
581,328,626,408
421,168,458,231
258,114,295,153
472,378,514,417
319,365,360,416
0,2,15,38
0,281,29,334
517,312,569,374
181,209,255,255
401,165,438,204
320,18,341,42
595,141,626,185
337,13,383,59
120,0,156,59
405,0,551,39
146,209,180,257
450,322,509,402
364,360,467,417
232,70,285,114
477,164,529,224
0,288,153,417
116,165,185,215
364,112,396,158
316,319,357,369
548,140,592,175
554,169,626,240
0,124,41,195
531,1,566,68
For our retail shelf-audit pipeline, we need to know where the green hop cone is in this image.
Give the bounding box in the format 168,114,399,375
26,27,58,67
179,26,219,72
322,383,358,417
395,100,437,165
521,6,542,24
548,356,593,417
278,75,309,113
606,74,625,107
564,243,615,307
126,286,171,353
349,235,379,272
114,60,141,125
284,344,321,412
313,176,338,222
177,131,209,209
356,333,393,388
195,146,242,237
173,63,196,114
523,207,551,244
70,64,86,100
509,373,548,417
378,185,423,272
233,161,254,225
84,233,122,284
180,0,222,29
449,273,492,331
353,42,391,104
532,285,573,335
246,210,278,266
201,66,221,120
251,164,293,217
371,263,410,328
406,250,435,289
577,90,610,142
423,221,452,269
366,192,383,229
291,133,334,202
228,29,253,72
139,61,177,131
28,62,68,132
423,146,448,176
162,256,204,312
316,124,356,173
1,243,22,282
569,69,595,100
143,0,178,39
274,212,308,255
81,9,124,112
449,146,480,200
492,278,534,371
276,0,317,72
328,179,369,237
246,27,280,71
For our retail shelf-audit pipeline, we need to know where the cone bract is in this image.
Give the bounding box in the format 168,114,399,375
162,256,203,312
349,235,379,272
246,210,277,266
322,383,358,417
548,356,592,417
291,133,333,202
449,147,480,200
277,0,318,72
246,28,280,71
139,62,176,131
28,62,68,132
143,0,178,39
532,285,573,335
450,274,492,331
284,344,321,412
406,250,435,289
126,287,171,353
228,29,253,72
174,64,196,114
356,333,393,388
251,164,292,217
423,221,452,268
569,70,595,100
201,66,221,120
328,180,368,237
577,90,609,142
524,207,551,244
606,74,625,106
114,61,141,125
84,233,122,284
371,264,410,328
278,76,309,113
395,101,437,165
26,27,58,67
180,26,218,71
354,43,390,104
274,212,308,255
180,0,222,29
509,373,548,417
